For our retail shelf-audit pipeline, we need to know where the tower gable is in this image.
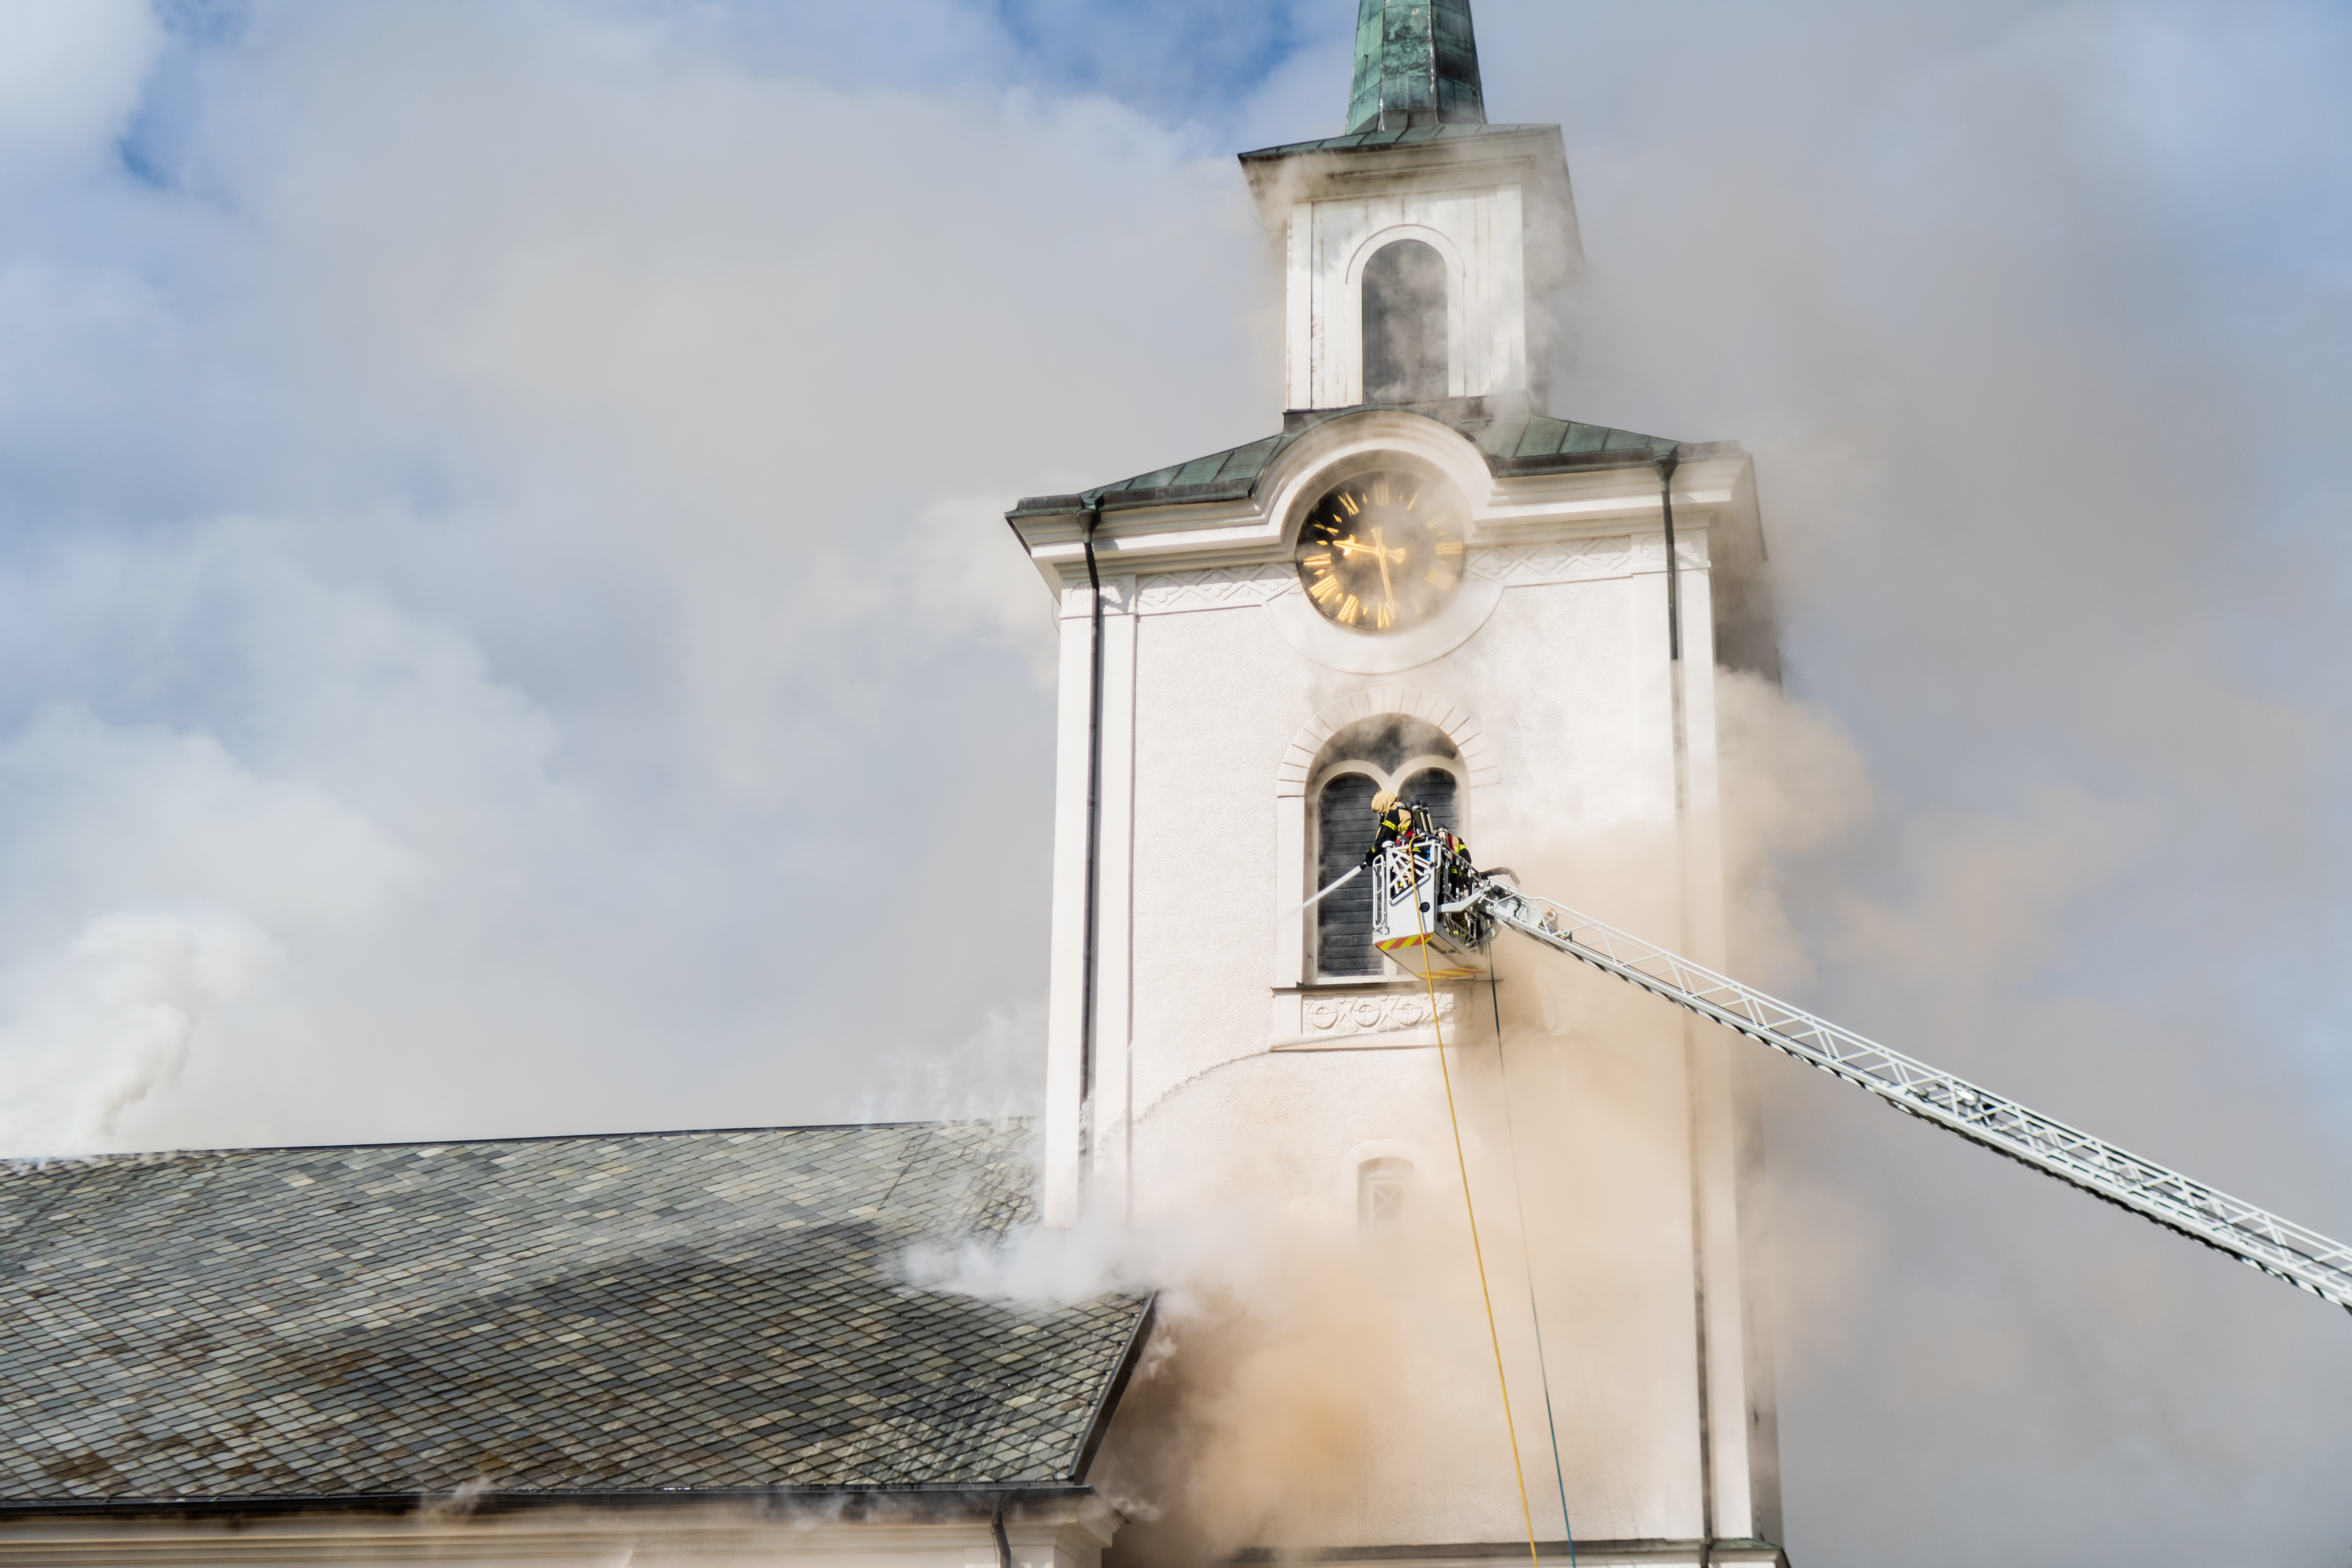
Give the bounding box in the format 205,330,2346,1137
1239,127,1582,414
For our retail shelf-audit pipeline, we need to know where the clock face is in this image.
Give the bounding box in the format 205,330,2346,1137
1294,468,1467,632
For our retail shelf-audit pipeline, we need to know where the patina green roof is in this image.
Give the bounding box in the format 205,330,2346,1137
1238,119,1556,162
1347,0,1486,133
1008,402,1688,519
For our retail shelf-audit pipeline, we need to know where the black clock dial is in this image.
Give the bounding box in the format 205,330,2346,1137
1293,468,1467,633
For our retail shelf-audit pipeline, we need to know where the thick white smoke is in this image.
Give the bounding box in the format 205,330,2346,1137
0,906,278,1155
0,0,2348,1561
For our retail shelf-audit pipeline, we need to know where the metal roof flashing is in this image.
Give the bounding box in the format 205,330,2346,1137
1236,120,1563,163
1008,405,1699,525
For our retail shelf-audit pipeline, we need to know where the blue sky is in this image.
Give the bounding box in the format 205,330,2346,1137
3,0,2351,1560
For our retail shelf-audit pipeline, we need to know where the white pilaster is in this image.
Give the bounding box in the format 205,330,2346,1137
1630,522,1681,848
1674,542,1765,1543
1271,789,1309,986
1042,584,1096,1227
1044,572,1138,1228
1089,583,1139,1222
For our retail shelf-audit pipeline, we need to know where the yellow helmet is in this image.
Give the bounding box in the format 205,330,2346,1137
1369,789,1399,813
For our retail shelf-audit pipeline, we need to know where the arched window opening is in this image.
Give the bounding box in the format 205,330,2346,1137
1361,239,1449,405
1359,1157,1413,1237
1310,715,1463,979
1316,772,1384,977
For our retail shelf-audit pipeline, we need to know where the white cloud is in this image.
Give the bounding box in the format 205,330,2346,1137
0,1,1287,1151
0,0,162,188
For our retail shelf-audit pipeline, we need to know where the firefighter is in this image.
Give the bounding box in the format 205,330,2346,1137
1366,789,1422,860
1367,790,1474,909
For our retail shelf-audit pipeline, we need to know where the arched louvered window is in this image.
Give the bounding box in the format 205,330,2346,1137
1310,716,1465,979
1316,772,1385,977
1362,239,1449,405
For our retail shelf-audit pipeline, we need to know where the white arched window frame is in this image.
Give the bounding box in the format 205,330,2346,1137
1307,753,1467,979
1273,688,1498,991
1341,223,1470,405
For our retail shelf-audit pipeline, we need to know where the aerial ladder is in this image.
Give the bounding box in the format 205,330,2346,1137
1358,835,2352,1314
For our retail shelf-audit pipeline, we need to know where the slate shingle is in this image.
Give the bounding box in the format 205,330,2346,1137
0,1122,1147,1505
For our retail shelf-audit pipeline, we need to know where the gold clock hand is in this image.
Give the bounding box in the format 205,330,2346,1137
1373,526,1395,602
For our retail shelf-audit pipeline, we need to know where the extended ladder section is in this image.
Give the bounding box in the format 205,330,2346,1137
1435,870,2352,1314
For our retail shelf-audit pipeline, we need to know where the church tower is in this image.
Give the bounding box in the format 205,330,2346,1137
1007,3,1784,1561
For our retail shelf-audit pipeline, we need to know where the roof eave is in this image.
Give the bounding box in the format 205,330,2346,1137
0,1483,1109,1525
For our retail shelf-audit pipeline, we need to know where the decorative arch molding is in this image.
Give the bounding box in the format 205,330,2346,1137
1342,223,1468,289
1274,686,1498,798
1258,409,1497,554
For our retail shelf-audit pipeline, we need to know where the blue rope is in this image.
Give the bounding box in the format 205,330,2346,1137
1491,970,1576,1568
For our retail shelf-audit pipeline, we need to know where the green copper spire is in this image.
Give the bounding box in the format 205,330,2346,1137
1345,0,1487,134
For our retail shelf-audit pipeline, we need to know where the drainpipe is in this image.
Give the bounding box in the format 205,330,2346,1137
1657,445,1714,1564
1077,498,1107,1203
1655,447,1682,666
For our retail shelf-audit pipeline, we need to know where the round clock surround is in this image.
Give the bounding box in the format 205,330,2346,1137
1293,467,1468,634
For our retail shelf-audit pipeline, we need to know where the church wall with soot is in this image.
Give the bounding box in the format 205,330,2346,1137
1098,532,1722,1545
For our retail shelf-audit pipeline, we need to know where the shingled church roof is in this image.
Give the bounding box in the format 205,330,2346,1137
0,1122,1150,1516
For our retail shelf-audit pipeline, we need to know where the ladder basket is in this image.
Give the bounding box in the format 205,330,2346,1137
1371,836,1490,977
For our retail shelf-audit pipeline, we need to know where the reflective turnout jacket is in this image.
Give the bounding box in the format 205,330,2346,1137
1371,800,1473,871
1372,801,1429,854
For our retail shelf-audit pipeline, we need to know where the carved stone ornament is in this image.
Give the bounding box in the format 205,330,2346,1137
1277,985,1465,1049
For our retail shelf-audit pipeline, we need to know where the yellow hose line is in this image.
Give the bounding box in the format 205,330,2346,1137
1412,884,1543,1568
